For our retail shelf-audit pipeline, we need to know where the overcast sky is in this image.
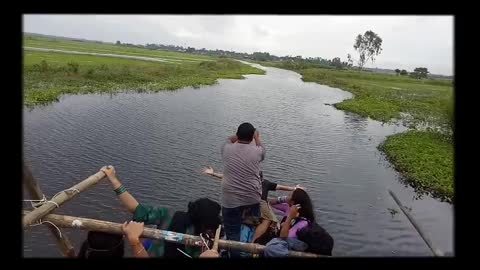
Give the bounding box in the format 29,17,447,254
23,15,453,75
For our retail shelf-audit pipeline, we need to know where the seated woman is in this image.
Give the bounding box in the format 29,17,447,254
101,165,222,258
78,231,125,258
264,188,334,257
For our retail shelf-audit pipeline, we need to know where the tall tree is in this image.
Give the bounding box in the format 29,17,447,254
400,69,408,76
347,53,353,67
353,30,383,70
395,69,400,76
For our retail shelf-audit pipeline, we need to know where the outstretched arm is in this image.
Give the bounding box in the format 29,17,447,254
253,130,266,161
253,130,261,146
101,165,139,213
268,195,289,205
276,184,304,192
202,166,224,180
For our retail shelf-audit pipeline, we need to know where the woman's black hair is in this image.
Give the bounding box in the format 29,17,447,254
77,231,125,258
290,188,315,223
187,198,222,235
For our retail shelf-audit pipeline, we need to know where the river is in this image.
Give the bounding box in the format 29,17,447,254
23,64,453,257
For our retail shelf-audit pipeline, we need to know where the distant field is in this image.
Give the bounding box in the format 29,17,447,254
23,46,264,106
23,35,216,63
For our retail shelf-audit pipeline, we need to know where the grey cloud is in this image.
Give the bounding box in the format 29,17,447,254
253,26,270,38
196,16,237,35
23,15,453,75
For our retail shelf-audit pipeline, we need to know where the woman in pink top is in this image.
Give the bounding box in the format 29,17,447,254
261,188,317,257
270,188,314,239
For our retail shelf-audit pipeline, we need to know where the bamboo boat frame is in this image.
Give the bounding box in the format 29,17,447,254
23,166,443,257
22,165,325,258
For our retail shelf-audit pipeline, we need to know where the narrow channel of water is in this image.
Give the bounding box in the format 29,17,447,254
23,65,453,256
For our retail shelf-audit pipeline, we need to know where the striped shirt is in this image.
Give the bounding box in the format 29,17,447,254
221,140,266,208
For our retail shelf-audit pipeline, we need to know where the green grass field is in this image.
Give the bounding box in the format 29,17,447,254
24,35,216,62
258,61,454,202
23,50,265,106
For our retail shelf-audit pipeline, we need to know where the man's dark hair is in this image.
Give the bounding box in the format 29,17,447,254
78,231,125,258
236,122,256,142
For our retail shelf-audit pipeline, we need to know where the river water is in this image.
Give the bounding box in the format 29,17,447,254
23,64,453,257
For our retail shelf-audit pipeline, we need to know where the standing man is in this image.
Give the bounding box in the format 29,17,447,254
221,122,266,257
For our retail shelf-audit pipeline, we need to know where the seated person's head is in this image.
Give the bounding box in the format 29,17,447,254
78,231,124,258
290,188,315,223
188,198,222,236
236,122,255,142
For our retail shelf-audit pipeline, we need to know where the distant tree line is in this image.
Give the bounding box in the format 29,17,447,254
395,69,409,76
410,67,429,79
114,38,433,78
114,40,354,69
394,67,430,79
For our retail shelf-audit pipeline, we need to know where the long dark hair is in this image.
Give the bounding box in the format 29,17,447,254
290,188,315,223
78,231,125,258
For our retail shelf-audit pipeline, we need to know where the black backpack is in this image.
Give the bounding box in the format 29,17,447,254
296,222,334,256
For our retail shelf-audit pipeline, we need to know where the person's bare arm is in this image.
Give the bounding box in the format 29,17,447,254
228,135,238,144
253,130,263,146
123,221,149,258
202,167,224,180
268,197,279,205
276,185,295,191
276,184,305,191
279,204,300,238
199,250,220,258
279,218,292,238
268,195,289,205
253,130,266,161
101,166,139,213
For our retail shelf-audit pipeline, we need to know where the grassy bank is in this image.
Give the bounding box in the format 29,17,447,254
258,61,454,202
23,51,265,106
379,131,453,202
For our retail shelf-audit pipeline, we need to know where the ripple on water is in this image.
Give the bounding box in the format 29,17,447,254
23,65,453,257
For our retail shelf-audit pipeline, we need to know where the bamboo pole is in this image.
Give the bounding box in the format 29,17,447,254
23,165,76,257
22,211,325,258
23,170,107,228
388,189,444,256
